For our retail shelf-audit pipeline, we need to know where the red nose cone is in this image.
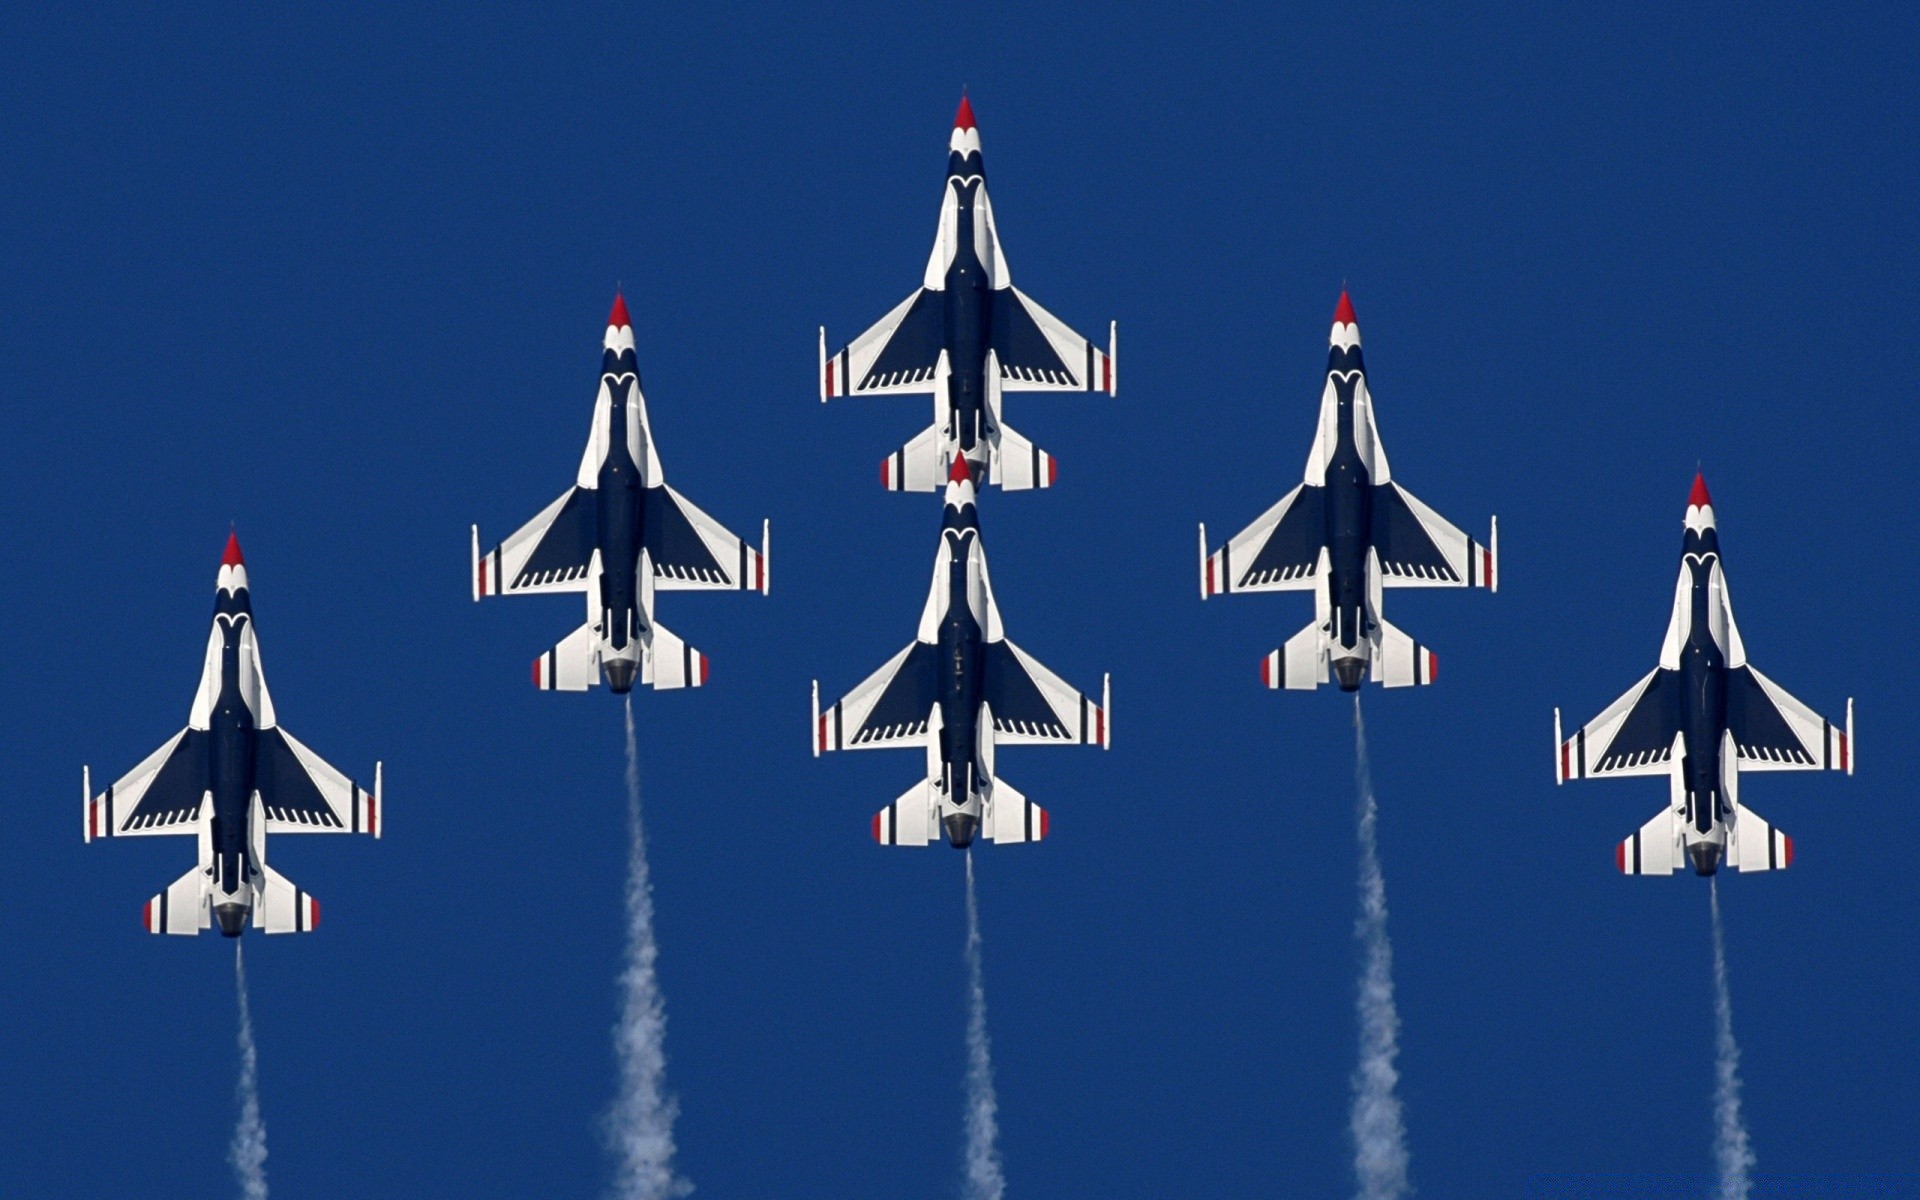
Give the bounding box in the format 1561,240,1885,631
1689,471,1712,509
1333,290,1358,326
607,293,631,330
954,94,976,130
222,531,245,567
948,455,973,484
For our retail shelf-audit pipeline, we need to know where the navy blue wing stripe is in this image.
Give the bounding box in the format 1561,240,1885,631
862,291,944,387
123,732,210,828
516,490,596,586
643,487,726,582
255,730,342,827
1371,484,1458,580
1725,667,1816,764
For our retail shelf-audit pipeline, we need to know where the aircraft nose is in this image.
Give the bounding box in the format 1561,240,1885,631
604,659,638,694
943,813,979,849
1334,659,1366,692
1688,843,1722,876
214,903,248,938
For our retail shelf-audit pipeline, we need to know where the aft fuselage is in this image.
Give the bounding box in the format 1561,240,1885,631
1321,344,1375,691
930,490,995,848
593,349,651,693
1674,527,1732,874
208,588,261,935
938,147,994,462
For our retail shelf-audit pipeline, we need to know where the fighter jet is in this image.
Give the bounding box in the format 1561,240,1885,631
1555,475,1853,876
812,457,1109,848
1200,292,1497,691
83,534,381,935
818,95,1117,492
472,294,769,693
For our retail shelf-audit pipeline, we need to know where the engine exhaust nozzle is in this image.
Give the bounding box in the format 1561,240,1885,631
214,903,248,938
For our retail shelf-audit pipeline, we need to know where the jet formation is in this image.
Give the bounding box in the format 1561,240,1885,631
84,535,381,936
1201,292,1497,691
813,457,1109,848
1556,476,1853,875
820,96,1116,492
472,294,769,693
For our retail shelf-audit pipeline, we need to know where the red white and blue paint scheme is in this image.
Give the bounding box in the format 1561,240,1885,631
1555,475,1853,876
813,457,1109,848
1200,293,1497,691
471,294,768,693
819,96,1116,492
83,535,382,935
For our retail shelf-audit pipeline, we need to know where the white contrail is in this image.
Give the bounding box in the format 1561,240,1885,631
608,696,688,1200
1350,697,1410,1200
230,941,269,1200
1709,878,1755,1200
962,851,1005,1200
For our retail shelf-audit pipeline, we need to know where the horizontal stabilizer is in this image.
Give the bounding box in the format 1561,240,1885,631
642,622,708,691
881,423,948,492
533,623,599,691
990,422,1057,491
1262,620,1327,690
1371,619,1437,688
255,864,320,934
144,865,210,935
984,777,1048,844
1730,804,1793,873
1617,808,1682,876
872,781,936,847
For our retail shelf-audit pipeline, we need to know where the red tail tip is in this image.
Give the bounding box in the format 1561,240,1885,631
607,292,631,329
1333,290,1357,326
871,812,883,842
1689,471,1712,509
1782,835,1794,867
954,94,976,130
222,530,245,567
948,455,972,484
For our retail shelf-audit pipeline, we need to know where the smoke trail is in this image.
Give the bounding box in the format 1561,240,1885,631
1350,696,1410,1200
1709,879,1755,1200
608,696,687,1200
962,851,1005,1200
230,942,269,1200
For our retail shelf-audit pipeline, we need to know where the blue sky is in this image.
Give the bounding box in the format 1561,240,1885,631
4,4,1917,1197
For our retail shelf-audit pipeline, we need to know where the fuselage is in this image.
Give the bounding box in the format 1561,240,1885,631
935,518,986,848
595,350,647,691
1673,519,1733,873
1321,341,1376,691
937,142,994,461
207,579,261,935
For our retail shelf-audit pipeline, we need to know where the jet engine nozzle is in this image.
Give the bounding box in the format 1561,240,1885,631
942,813,979,849
1688,843,1722,877
1334,658,1366,692
214,903,248,937
603,659,638,694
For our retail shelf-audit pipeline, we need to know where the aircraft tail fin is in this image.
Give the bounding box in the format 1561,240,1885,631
872,779,937,846
532,622,599,691
1370,618,1438,688
989,422,1058,492
143,865,210,935
255,864,321,934
1618,807,1683,875
1729,803,1794,872
880,424,950,492
983,776,1048,844
642,621,708,691
1262,620,1328,690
